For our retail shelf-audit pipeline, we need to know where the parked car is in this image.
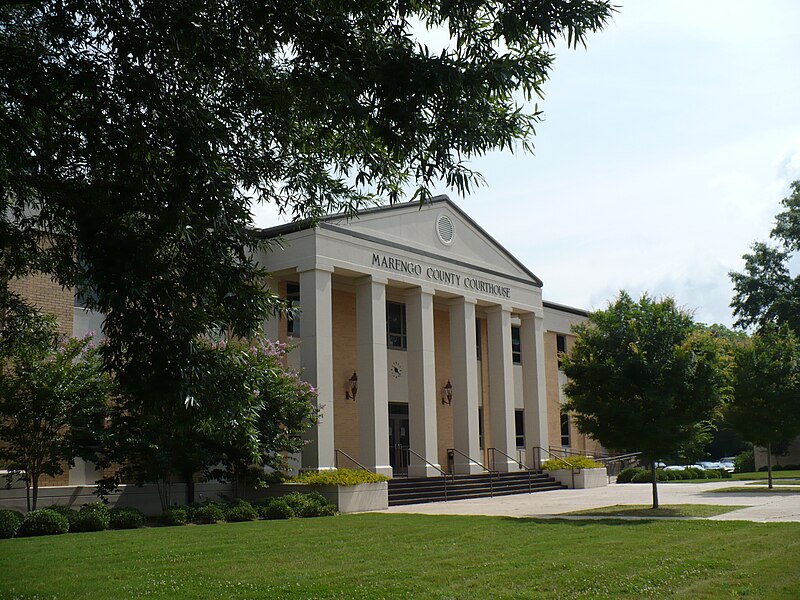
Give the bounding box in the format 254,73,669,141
719,458,736,472
698,461,725,471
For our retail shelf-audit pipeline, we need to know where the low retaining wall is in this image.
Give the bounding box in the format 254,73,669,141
246,482,388,513
547,467,607,489
0,482,234,516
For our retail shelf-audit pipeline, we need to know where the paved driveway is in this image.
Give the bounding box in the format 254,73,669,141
382,480,800,522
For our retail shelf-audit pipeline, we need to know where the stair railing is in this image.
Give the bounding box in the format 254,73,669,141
447,447,496,497
334,448,373,474
532,446,578,489
406,447,452,501
488,447,536,494
599,451,643,483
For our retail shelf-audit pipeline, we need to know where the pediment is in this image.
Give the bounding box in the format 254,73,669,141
321,196,541,287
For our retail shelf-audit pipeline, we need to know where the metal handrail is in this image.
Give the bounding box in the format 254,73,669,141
532,446,577,488
549,445,609,460
406,447,452,502
447,447,495,497
488,447,534,493
334,448,373,474
599,451,642,465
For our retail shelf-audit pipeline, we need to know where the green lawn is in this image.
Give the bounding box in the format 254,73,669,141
733,470,800,480
566,504,745,518
706,486,800,494
2,514,800,599
746,479,800,486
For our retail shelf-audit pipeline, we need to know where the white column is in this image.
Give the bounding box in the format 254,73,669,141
299,267,335,471
262,276,281,341
406,286,441,477
356,276,393,477
449,297,483,474
521,313,549,459
486,305,518,472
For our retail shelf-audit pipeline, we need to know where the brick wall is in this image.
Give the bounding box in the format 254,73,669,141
9,273,74,336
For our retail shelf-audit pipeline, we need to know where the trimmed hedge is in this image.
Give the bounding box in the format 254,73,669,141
0,509,23,539
292,468,389,486
17,509,69,537
161,507,189,526
225,501,258,522
193,503,225,524
541,456,603,470
110,507,145,529
258,498,295,520
48,505,78,529
71,502,110,533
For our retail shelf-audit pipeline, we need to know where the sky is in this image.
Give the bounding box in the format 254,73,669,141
252,0,800,328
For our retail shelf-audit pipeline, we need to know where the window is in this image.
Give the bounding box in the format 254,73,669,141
478,407,484,449
386,301,407,349
515,410,525,449
511,326,521,364
560,412,571,447
556,334,566,368
476,318,482,360
287,282,300,336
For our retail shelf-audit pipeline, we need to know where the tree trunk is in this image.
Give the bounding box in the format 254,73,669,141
767,442,773,489
25,478,31,513
651,460,659,509
31,472,39,511
185,475,195,505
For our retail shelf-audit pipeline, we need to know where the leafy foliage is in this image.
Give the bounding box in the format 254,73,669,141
540,456,603,470
192,503,225,525
16,509,69,537
728,326,800,487
258,498,295,520
0,509,22,539
0,305,113,511
562,291,733,507
731,181,800,333
71,502,110,533
109,507,145,529
224,500,259,523
292,468,390,486
1,2,613,432
160,507,189,527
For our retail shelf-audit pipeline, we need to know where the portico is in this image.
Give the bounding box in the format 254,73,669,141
258,196,551,478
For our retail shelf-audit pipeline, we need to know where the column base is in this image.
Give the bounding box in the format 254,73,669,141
373,465,394,478
407,463,443,478
454,460,485,475
493,458,523,473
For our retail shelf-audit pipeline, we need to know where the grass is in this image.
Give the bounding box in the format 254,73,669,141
565,504,746,518
745,479,800,486
733,470,800,480
2,514,800,599
706,486,800,494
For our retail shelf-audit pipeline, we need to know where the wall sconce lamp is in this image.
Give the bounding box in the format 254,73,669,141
345,371,358,400
441,380,453,405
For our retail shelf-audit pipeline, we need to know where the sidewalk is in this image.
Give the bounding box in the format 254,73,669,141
382,480,800,522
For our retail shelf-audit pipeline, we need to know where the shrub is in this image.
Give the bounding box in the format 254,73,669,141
630,469,669,483
193,503,225,524
225,500,258,522
47,505,78,529
734,449,755,473
17,509,69,537
259,498,295,520
109,507,145,529
616,468,643,483
541,456,603,470
161,507,189,526
292,468,390,486
684,467,706,479
71,502,110,532
0,509,23,539
283,491,336,518
663,470,679,481
677,469,694,480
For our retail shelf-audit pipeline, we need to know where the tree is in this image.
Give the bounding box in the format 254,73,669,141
561,292,732,508
730,181,800,333
0,305,113,511
1,1,615,408
95,336,318,509
728,326,800,488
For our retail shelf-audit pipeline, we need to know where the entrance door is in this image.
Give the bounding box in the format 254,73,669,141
388,403,410,476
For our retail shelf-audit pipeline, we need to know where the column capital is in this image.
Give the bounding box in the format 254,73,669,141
520,310,544,322
355,274,388,287
446,295,477,307
405,285,436,297
486,303,513,315
296,262,335,274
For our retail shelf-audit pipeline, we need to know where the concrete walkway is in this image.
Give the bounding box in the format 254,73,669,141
382,480,800,523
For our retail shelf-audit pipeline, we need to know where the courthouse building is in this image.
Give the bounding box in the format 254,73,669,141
256,196,601,479
9,195,602,487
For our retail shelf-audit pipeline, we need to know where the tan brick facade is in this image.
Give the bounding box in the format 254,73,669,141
9,273,74,337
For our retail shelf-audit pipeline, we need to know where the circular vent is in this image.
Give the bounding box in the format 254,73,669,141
436,214,455,245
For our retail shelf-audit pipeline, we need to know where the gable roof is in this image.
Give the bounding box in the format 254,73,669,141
255,195,543,288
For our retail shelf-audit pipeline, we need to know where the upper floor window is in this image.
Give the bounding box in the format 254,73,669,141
511,326,521,364
386,301,407,349
560,412,571,447
556,334,566,368
515,410,525,449
287,282,300,336
476,318,482,360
